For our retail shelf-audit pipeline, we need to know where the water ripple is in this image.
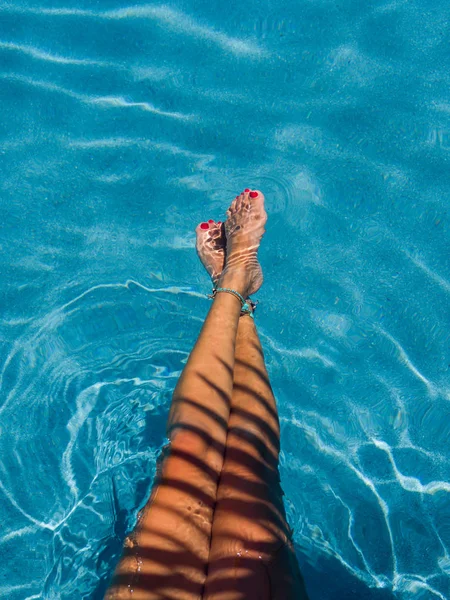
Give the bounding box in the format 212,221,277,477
0,40,111,67
0,279,206,596
1,1,449,598
0,4,268,58
0,73,195,120
376,326,438,398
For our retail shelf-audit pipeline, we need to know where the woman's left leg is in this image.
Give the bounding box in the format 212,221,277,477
106,284,242,599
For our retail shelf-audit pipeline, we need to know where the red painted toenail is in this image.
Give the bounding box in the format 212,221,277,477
249,191,258,198
200,222,209,230
244,188,250,192
208,219,214,223
218,221,222,225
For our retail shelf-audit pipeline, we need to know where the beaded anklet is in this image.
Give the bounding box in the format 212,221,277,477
208,286,257,318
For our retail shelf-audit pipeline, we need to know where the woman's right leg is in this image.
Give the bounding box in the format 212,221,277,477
204,315,309,600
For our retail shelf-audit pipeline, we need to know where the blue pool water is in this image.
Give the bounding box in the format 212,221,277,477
1,1,449,598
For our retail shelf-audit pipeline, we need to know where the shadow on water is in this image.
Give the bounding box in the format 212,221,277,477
295,547,397,600
88,345,395,600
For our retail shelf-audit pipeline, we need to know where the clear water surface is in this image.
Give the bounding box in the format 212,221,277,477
0,0,449,599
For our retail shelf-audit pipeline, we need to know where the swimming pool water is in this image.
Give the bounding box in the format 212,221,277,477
1,1,449,598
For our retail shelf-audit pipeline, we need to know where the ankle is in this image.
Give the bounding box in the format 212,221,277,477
216,271,249,298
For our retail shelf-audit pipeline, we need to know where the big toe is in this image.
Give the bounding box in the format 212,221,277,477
246,189,266,221
196,221,212,236
196,220,225,247
248,189,265,205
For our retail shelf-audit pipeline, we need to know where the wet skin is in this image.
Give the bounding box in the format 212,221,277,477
106,190,308,599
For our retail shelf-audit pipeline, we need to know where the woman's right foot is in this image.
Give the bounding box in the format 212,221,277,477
219,189,267,297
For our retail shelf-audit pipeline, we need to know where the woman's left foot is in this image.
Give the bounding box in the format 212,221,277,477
195,220,226,286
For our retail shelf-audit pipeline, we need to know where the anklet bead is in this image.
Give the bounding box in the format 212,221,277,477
240,301,254,319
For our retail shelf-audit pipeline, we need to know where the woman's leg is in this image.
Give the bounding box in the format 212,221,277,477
106,190,267,599
203,316,309,600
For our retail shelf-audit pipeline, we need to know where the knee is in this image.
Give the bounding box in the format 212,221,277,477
227,425,279,471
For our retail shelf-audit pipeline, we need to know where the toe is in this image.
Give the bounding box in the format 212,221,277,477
226,197,238,218
196,221,211,235
248,190,266,215
210,221,226,245
210,225,221,239
249,189,264,200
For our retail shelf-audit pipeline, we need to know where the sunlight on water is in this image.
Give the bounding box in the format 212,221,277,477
0,0,449,598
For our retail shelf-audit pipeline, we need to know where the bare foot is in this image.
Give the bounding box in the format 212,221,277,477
220,189,267,297
195,219,226,286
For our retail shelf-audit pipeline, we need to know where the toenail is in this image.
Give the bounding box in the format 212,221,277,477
218,221,222,225
200,222,209,230
244,188,250,192
208,219,214,223
249,191,258,198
